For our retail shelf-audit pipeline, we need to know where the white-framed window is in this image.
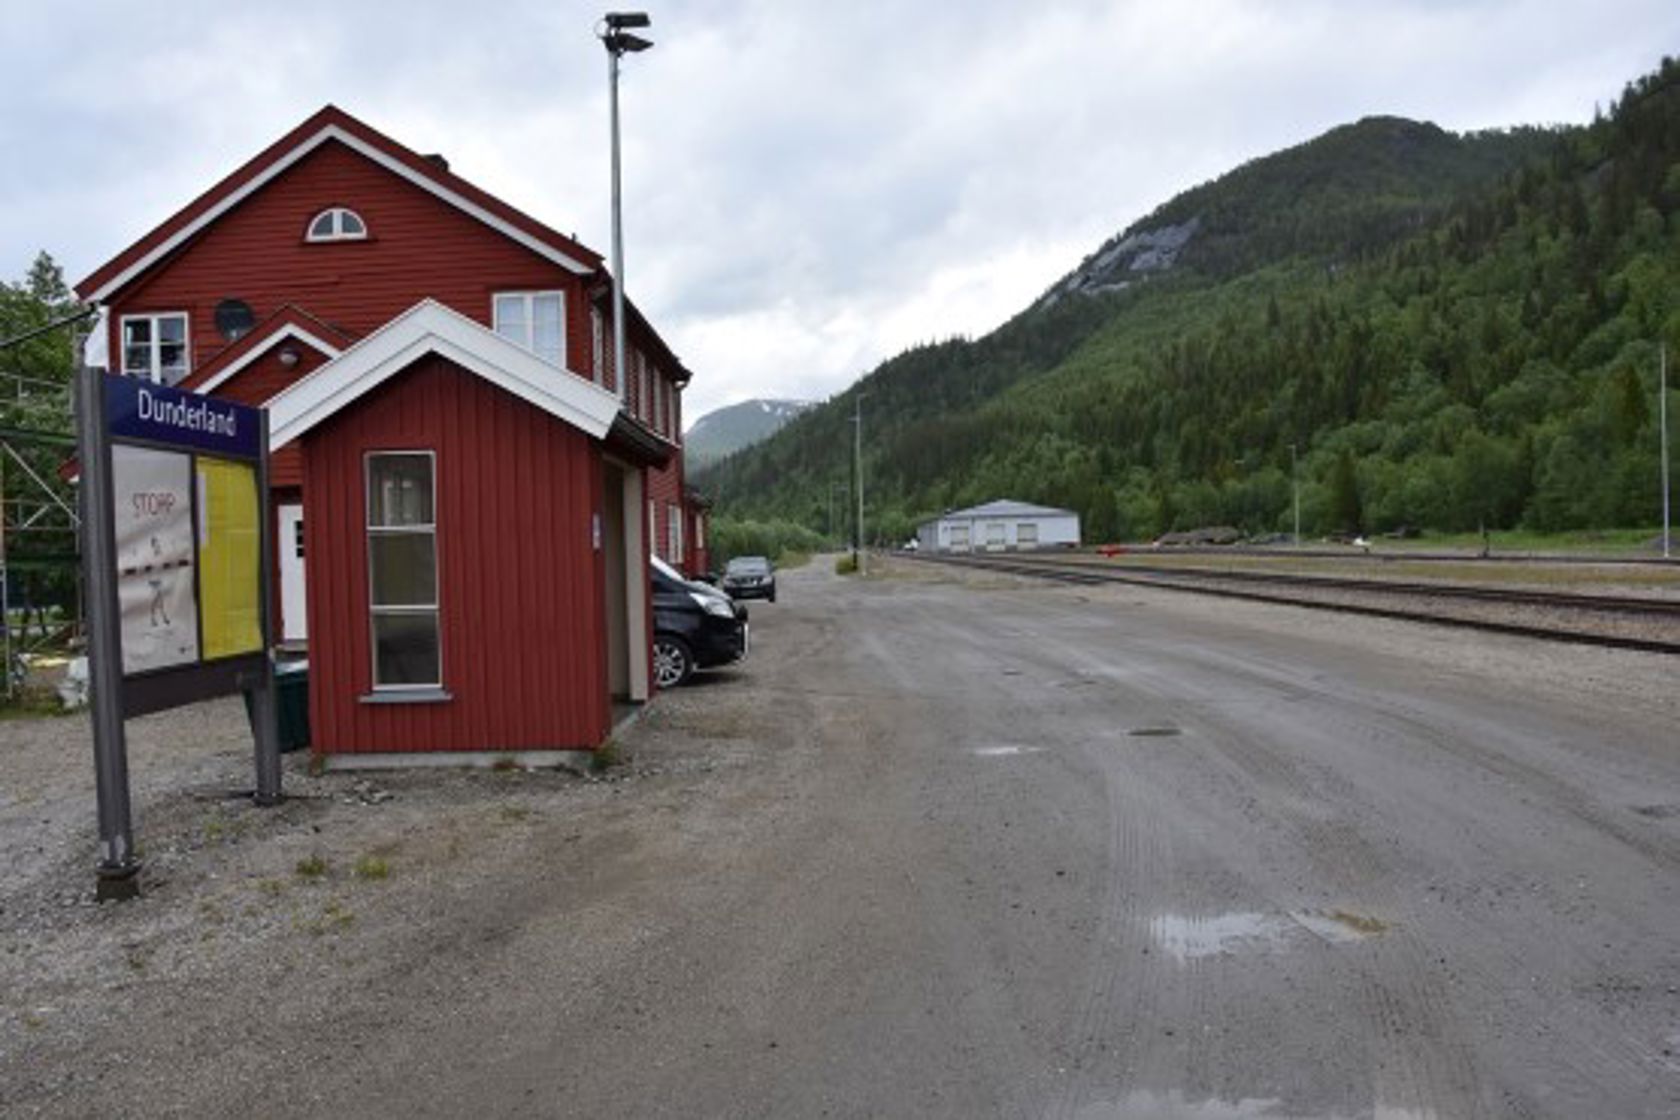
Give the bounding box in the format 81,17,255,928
120,312,190,385
638,351,651,422
591,307,605,386
367,451,441,689
648,499,658,558
494,291,565,368
653,371,666,434
668,503,682,562
306,207,368,242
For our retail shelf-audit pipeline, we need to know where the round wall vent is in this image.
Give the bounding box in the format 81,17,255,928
214,298,256,341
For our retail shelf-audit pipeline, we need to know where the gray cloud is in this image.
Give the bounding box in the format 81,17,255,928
4,1,1676,419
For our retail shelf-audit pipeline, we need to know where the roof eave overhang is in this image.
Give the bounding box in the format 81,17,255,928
606,415,675,468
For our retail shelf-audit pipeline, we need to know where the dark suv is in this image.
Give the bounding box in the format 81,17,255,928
720,555,777,602
651,555,748,687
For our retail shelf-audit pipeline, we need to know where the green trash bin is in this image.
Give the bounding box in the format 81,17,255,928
274,660,310,752
244,660,311,752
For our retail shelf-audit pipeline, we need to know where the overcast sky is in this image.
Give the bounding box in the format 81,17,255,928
3,1,1676,422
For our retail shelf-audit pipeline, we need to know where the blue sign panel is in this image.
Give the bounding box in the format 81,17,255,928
104,375,262,460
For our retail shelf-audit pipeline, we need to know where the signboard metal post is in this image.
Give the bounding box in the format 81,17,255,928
76,363,140,900
252,414,280,805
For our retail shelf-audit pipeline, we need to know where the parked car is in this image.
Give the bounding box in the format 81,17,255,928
720,555,777,602
651,555,748,688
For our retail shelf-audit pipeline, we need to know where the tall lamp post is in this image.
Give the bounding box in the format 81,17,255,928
598,12,653,405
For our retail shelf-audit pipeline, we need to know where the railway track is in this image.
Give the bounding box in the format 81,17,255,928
898,550,1680,656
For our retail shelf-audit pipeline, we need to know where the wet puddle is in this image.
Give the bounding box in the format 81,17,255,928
1128,726,1182,738
1150,909,1388,963
1073,1091,1438,1119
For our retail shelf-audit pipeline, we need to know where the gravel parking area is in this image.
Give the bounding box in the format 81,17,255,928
4,555,1677,1118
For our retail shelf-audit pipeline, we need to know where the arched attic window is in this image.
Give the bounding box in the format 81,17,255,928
306,207,367,242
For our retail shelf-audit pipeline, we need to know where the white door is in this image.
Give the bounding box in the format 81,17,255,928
278,504,307,642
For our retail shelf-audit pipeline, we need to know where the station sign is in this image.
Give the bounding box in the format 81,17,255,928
98,376,267,711
79,367,280,900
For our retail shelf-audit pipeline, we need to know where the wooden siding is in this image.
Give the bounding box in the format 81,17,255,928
107,140,593,385
647,457,685,566
302,354,609,753
76,105,599,301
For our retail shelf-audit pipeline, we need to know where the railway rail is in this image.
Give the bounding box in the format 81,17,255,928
897,550,1680,656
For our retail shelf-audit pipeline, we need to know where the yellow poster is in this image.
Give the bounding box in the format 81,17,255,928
195,456,262,659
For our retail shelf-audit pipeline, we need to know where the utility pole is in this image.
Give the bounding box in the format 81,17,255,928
853,394,866,576
1662,341,1671,560
1290,442,1301,547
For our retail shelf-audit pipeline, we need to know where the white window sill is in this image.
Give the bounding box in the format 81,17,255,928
359,689,453,705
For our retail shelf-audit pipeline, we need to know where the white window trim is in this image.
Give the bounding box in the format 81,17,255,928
306,207,368,242
492,290,567,369
366,450,442,691
119,311,191,384
668,502,682,563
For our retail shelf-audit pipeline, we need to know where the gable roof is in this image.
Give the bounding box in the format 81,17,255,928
267,299,621,449
180,304,353,396
939,500,1079,520
75,105,602,304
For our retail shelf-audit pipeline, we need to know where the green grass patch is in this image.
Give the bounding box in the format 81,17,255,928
352,855,390,881
294,854,329,880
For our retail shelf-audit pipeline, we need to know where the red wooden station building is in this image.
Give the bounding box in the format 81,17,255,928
74,106,711,764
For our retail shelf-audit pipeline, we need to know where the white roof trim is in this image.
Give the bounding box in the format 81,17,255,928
268,299,621,449
86,123,592,303
193,324,342,395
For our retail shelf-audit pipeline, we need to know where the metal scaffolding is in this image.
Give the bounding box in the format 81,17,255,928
0,311,86,698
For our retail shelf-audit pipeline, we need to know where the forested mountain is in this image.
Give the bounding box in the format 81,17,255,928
685,398,815,469
699,57,1680,545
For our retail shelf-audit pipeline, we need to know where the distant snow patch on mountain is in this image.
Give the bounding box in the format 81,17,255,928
687,398,817,469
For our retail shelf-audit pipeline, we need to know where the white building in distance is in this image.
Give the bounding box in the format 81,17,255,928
916,500,1081,553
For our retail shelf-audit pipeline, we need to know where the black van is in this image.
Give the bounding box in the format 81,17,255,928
650,555,748,687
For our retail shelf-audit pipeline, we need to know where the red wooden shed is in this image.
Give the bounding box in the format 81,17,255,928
265,300,637,761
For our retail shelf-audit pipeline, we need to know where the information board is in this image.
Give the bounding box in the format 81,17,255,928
112,444,199,673
196,456,262,659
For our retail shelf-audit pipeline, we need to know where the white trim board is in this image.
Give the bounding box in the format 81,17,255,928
267,299,622,449
193,324,343,395
86,123,593,303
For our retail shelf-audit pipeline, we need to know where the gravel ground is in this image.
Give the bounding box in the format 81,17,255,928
3,555,1677,1118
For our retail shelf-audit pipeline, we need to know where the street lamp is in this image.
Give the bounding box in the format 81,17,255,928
598,12,653,405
